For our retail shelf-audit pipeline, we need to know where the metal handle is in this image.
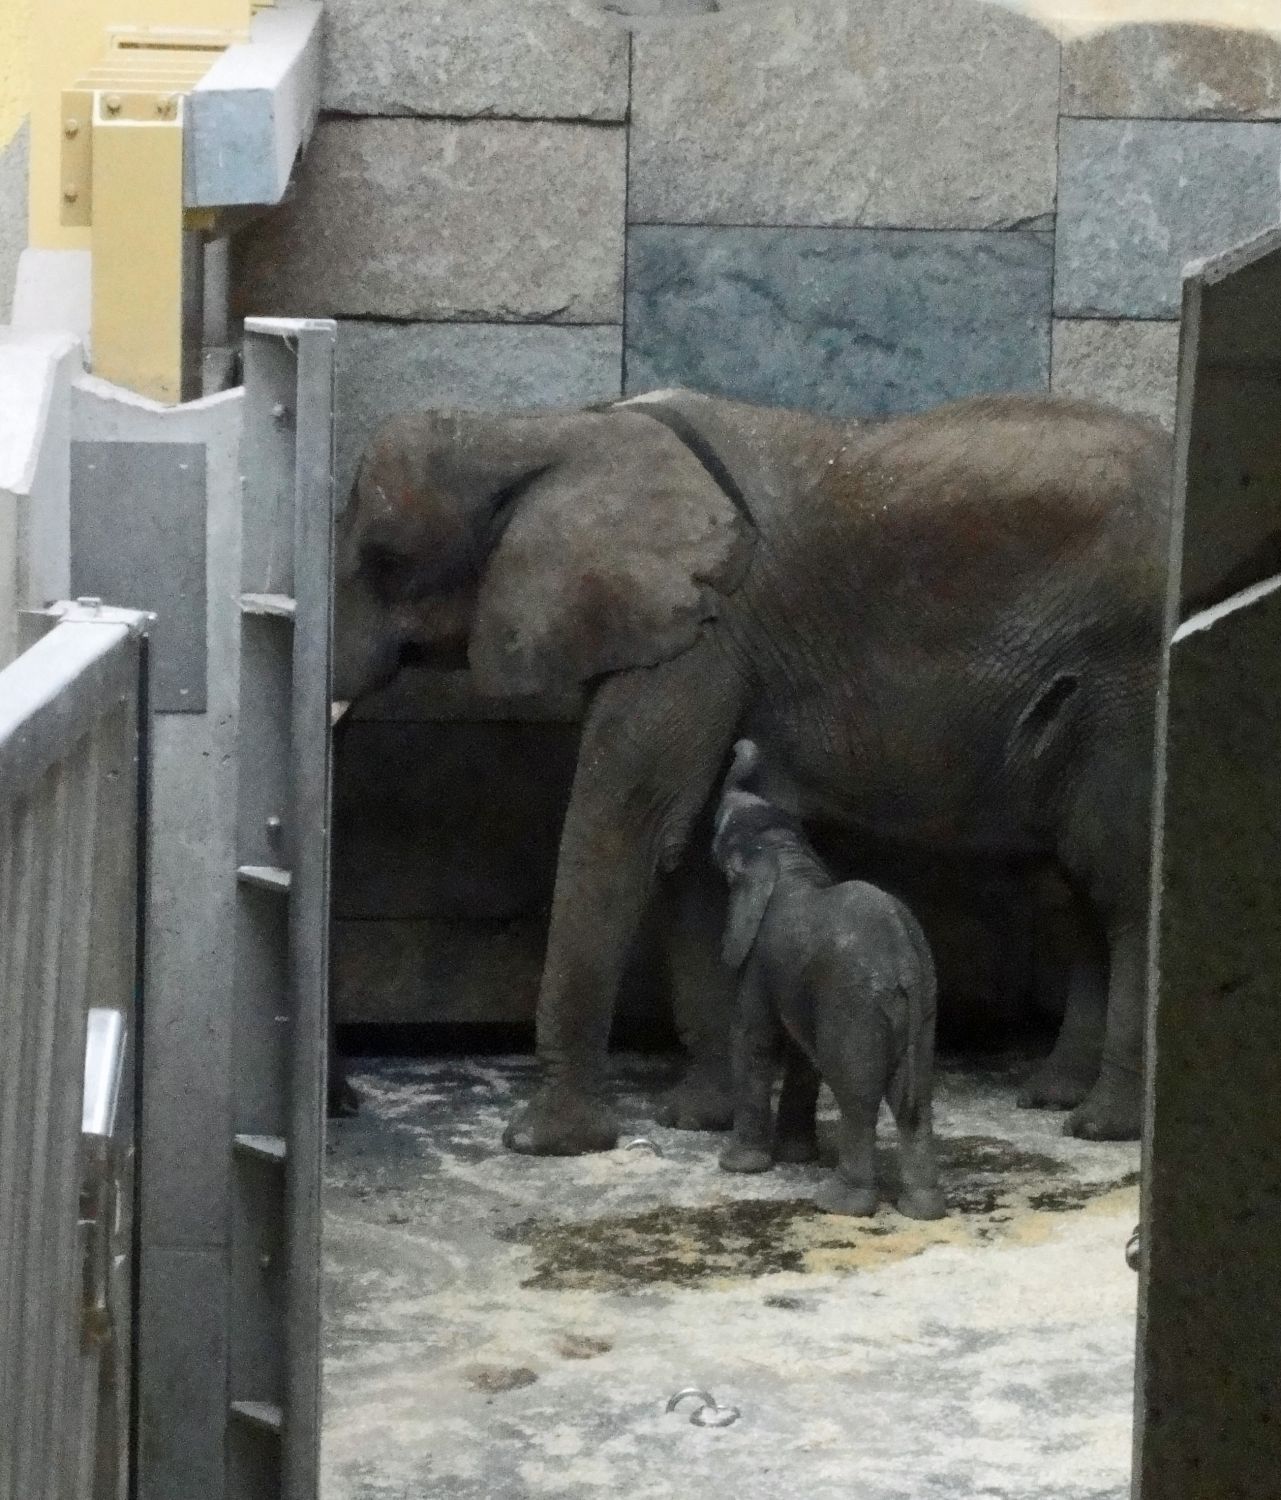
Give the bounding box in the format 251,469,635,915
83,1008,126,1139
1126,1225,1142,1272
666,1388,741,1428
80,1009,127,1348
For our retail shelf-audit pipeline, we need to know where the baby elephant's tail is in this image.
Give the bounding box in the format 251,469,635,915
896,916,937,1130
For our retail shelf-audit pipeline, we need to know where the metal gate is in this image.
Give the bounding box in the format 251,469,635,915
0,314,335,1500
223,317,335,1499
0,601,151,1500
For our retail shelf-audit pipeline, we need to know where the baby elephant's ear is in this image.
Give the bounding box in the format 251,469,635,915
469,418,753,697
723,863,777,971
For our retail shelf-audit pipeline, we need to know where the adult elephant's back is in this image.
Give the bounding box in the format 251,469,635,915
735,394,1174,855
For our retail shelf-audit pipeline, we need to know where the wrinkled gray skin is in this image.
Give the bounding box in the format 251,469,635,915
713,741,945,1220
333,389,1171,1153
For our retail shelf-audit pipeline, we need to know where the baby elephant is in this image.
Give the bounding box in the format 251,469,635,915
712,740,946,1219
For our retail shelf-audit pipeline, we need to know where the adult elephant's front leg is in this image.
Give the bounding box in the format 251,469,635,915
503,637,744,1155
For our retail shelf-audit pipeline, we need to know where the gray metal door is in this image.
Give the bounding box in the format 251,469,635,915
225,318,336,1499
0,601,151,1500
1135,225,1281,1499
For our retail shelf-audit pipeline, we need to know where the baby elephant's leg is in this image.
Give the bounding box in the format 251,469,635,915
816,1013,887,1214
816,1101,880,1216
774,1041,820,1163
888,1070,946,1220
719,963,779,1174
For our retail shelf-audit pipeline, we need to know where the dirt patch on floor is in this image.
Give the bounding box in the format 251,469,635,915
503,1135,1139,1292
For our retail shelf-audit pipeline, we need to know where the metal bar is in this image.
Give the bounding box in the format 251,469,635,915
0,798,36,1500
45,737,101,1496
13,762,72,1500
282,320,335,1500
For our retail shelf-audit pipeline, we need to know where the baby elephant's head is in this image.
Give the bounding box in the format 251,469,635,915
712,739,776,875
714,740,807,967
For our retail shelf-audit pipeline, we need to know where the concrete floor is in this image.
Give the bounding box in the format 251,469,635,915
322,1052,1140,1500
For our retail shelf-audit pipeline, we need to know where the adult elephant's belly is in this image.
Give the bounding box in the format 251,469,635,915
749,694,1057,860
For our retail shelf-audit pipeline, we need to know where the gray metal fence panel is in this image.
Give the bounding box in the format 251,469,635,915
1135,224,1281,1500
0,602,151,1500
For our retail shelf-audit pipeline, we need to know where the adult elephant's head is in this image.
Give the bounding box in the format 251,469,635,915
332,399,755,703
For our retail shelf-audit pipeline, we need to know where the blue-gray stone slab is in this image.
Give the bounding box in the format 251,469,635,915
1056,119,1281,319
625,227,1052,418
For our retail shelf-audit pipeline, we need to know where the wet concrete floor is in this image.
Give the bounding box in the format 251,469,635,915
322,1052,1140,1500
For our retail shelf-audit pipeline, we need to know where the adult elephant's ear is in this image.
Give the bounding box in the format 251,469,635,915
468,415,755,696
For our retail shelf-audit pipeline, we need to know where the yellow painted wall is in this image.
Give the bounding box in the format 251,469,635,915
0,0,30,154
997,0,1281,36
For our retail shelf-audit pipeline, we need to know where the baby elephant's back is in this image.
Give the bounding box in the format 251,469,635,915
819,881,936,1004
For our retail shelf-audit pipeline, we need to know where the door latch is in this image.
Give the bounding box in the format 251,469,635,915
80,1008,126,1350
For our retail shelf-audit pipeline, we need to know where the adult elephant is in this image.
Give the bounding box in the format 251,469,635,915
333,388,1171,1151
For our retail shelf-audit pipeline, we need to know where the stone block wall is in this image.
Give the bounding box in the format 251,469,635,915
231,0,1281,1026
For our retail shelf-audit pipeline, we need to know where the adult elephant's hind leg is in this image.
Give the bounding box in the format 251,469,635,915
504,636,744,1155
1018,893,1107,1112
1066,921,1145,1140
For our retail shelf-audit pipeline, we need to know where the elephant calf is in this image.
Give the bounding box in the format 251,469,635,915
713,741,946,1220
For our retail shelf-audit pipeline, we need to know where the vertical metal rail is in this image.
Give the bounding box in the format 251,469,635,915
0,602,151,1500
226,317,335,1499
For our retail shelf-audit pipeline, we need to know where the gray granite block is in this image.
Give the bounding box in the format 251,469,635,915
1056,119,1281,319
630,0,1059,229
1062,22,1281,120
625,226,1052,418
336,321,622,498
233,119,625,325
1051,319,1182,430
322,0,629,120
0,123,28,323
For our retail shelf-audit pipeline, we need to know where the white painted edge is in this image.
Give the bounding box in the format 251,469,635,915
71,370,244,416
1172,572,1281,643
617,388,686,406
0,330,83,495
11,249,92,347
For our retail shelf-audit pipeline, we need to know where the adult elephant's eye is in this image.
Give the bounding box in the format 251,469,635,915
362,540,409,602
